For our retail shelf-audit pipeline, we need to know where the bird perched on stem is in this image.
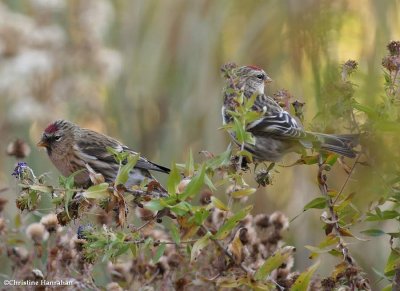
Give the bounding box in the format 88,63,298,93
37,120,170,194
221,63,358,162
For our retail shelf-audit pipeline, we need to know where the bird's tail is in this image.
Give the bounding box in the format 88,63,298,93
313,133,359,158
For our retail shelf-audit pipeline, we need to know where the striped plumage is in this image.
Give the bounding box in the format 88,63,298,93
222,64,358,161
38,120,169,194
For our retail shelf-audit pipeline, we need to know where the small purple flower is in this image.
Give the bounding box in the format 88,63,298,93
11,162,28,179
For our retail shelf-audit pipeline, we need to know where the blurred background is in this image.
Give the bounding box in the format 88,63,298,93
1,0,399,287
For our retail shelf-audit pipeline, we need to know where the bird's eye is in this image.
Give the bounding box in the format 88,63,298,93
256,74,265,80
54,135,62,142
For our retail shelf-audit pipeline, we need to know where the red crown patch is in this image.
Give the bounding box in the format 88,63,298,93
246,65,263,71
44,123,58,134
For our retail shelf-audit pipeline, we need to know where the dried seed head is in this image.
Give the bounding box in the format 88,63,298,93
255,169,272,187
96,209,112,225
175,277,189,291
382,55,400,72
0,218,5,232
106,282,123,291
221,62,238,79
343,59,358,72
321,277,336,289
254,214,270,228
40,213,59,232
0,196,8,212
211,208,226,229
273,89,292,108
32,269,44,280
6,138,31,159
387,40,400,56
26,222,49,244
108,262,131,281
57,211,72,226
16,193,29,211
345,266,358,278
8,247,29,266
167,252,182,268
156,256,170,274
199,190,212,205
73,238,86,252
291,100,305,122
269,211,289,231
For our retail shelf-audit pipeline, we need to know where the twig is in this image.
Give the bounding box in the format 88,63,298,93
393,266,400,291
200,224,252,275
318,157,355,266
333,154,360,205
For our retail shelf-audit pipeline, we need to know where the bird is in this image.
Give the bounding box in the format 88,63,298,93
221,64,359,162
37,120,170,195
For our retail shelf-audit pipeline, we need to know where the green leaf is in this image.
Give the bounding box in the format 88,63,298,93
351,100,378,118
244,92,258,110
191,232,211,262
233,117,246,143
145,199,165,211
360,229,386,237
334,192,356,213
168,223,181,244
243,132,256,145
169,201,192,216
127,243,137,258
167,163,181,195
244,111,262,123
231,187,256,198
382,285,393,291
106,146,128,163
185,149,195,177
153,243,166,263
180,165,206,201
290,261,320,291
366,210,400,221
303,197,327,211
83,183,110,199
236,150,254,162
325,154,338,166
210,196,229,211
319,234,340,248
204,173,216,191
304,245,332,257
385,249,400,276
30,185,53,193
214,205,253,240
115,153,140,185
189,208,210,226
205,145,232,170
254,246,295,280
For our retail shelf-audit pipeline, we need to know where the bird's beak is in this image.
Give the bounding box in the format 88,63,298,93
265,76,273,84
37,140,48,148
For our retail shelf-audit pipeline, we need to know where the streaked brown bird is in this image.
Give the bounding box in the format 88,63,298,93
221,64,359,161
37,120,169,194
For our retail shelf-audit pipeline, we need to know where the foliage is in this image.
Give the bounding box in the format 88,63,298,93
0,2,400,287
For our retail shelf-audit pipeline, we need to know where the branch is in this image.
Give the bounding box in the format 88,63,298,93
200,224,253,275
318,158,355,266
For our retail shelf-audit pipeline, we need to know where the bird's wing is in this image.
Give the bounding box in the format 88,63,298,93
247,109,308,140
76,129,170,174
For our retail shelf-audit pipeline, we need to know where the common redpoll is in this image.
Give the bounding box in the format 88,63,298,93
221,64,358,161
37,120,170,193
